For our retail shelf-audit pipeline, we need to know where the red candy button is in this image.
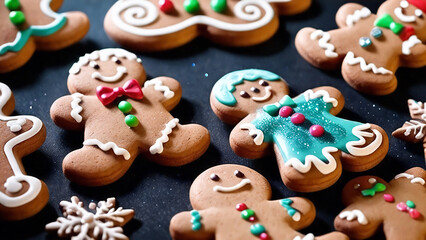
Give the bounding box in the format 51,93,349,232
309,125,324,137
159,0,174,12
383,194,394,203
260,232,269,240
279,106,293,118
291,113,305,125
236,203,247,211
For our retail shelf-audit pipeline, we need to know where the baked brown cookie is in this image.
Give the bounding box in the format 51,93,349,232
104,0,311,51
334,167,426,239
393,99,426,159
0,82,48,221
50,48,210,186
0,0,90,73
46,196,134,239
170,164,349,240
295,0,426,95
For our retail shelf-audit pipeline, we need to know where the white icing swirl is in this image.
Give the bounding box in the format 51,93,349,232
149,118,179,154
143,79,175,99
339,209,368,225
285,147,338,174
70,93,84,123
240,123,264,145
394,173,425,185
310,30,338,58
346,7,371,26
83,139,131,160
346,124,383,156
303,89,338,107
345,51,392,74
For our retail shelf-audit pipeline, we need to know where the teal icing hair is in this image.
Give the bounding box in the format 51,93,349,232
212,69,282,106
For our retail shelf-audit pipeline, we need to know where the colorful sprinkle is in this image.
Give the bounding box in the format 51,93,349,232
211,0,226,13
406,200,415,209
309,125,324,137
279,106,293,118
259,232,270,240
184,0,200,14
290,113,305,125
370,27,383,38
250,223,265,236
5,0,20,10
359,37,372,47
236,203,248,211
9,10,25,25
124,114,139,127
118,101,132,114
383,194,395,203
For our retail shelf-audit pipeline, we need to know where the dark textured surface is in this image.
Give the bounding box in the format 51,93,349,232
0,0,425,239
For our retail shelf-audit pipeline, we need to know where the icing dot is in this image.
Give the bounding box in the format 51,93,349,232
211,0,226,13
184,0,200,13
250,223,265,236
290,113,305,125
240,91,250,98
158,0,174,13
383,194,394,203
236,203,247,211
210,173,220,181
250,87,260,93
279,106,293,118
370,27,383,38
354,184,360,189
125,115,139,127
259,80,269,86
9,10,25,25
234,170,244,178
309,125,324,137
5,0,20,10
118,101,132,114
368,178,377,184
248,216,255,222
359,37,372,47
415,9,423,17
406,200,415,209
260,232,270,240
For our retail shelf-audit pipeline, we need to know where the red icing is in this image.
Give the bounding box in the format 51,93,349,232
309,125,324,137
158,0,174,13
279,106,293,118
397,202,407,212
383,194,395,203
399,26,415,41
260,232,269,240
249,216,255,222
96,79,143,106
409,208,421,219
290,113,305,125
236,203,248,211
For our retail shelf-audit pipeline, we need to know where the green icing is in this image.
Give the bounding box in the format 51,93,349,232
251,94,363,164
212,69,282,106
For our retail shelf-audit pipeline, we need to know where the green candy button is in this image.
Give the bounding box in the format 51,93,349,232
9,10,25,25
184,0,200,14
250,223,265,236
5,0,20,11
406,200,415,209
118,101,132,113
125,114,139,127
241,209,254,220
211,0,226,12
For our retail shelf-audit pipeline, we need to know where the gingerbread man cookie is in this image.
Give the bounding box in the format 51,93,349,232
104,0,311,51
0,0,90,73
170,164,349,240
295,0,426,95
393,99,426,159
50,48,210,186
334,167,426,239
0,82,48,220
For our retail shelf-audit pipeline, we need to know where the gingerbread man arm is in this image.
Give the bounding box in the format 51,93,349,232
50,94,88,130
142,77,182,111
335,3,375,28
169,209,216,240
268,197,316,230
400,42,426,68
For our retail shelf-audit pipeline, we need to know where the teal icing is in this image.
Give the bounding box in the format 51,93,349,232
190,210,202,231
0,0,67,55
280,198,297,217
251,94,363,164
212,69,282,106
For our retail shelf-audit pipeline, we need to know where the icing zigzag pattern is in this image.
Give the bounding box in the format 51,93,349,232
345,51,392,74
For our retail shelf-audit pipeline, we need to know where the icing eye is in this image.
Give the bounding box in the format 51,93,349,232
368,178,377,184
401,0,409,8
259,80,269,86
354,184,360,189
112,57,122,64
250,87,260,93
240,91,250,98
415,9,423,17
210,173,220,181
89,61,100,69
234,170,244,178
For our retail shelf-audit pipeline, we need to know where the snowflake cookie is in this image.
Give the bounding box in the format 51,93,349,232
50,48,210,186
296,0,426,95
0,0,89,73
335,167,426,239
393,99,426,159
104,0,311,51
0,82,48,220
46,196,134,240
170,164,349,240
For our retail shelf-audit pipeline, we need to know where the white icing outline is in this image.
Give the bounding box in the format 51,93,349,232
345,51,392,75
394,6,416,23
346,7,371,26
91,66,127,82
0,83,43,208
346,124,383,156
403,120,425,139
252,86,272,102
143,79,175,99
293,234,315,240
240,123,264,145
7,118,26,132
339,209,368,225
213,178,251,192
149,118,179,154
110,0,275,36
83,139,131,160
285,147,338,174
394,173,425,185
408,99,426,120
310,30,338,58
70,93,84,123
402,35,421,55
303,89,338,107
292,212,301,222
69,48,142,75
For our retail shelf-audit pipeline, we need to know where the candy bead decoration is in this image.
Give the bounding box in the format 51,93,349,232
190,210,202,231
309,125,324,137
118,101,132,114
290,113,305,125
4,0,20,10
9,10,25,26
396,200,421,219
383,194,394,203
211,0,226,13
250,223,266,236
184,0,200,14
359,37,372,47
236,202,269,239
125,114,139,127
158,0,174,13
370,27,382,38
279,106,293,118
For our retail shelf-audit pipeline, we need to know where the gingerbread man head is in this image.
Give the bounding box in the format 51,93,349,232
50,48,210,186
170,164,349,240
335,167,426,239
210,69,289,124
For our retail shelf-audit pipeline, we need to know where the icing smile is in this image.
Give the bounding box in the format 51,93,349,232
252,86,272,102
394,1,423,22
213,179,251,193
92,66,127,82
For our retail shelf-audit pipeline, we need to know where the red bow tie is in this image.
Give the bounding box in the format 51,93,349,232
96,79,143,106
